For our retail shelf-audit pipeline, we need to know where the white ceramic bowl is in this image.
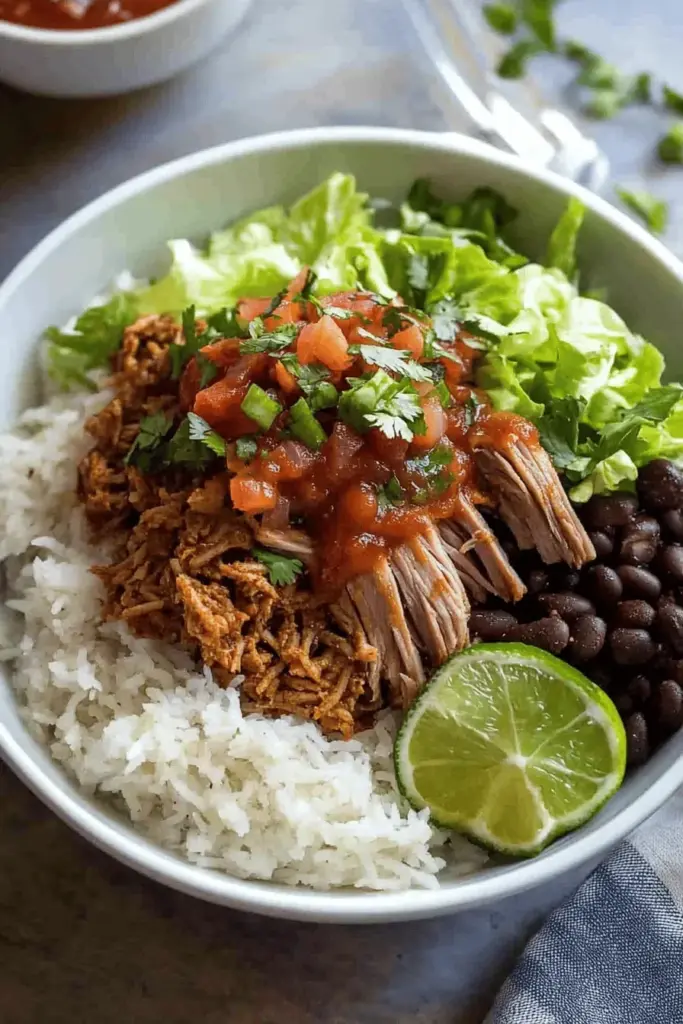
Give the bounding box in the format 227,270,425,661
2,127,683,923
0,0,251,97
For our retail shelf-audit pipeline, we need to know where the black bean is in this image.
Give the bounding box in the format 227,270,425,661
650,679,683,735
527,569,550,595
589,531,614,559
589,665,613,690
537,592,595,620
470,610,518,640
658,544,683,582
614,692,634,717
617,565,662,603
656,603,683,655
662,508,683,541
625,712,649,766
619,515,660,566
505,617,570,655
668,660,683,686
638,459,683,512
585,565,623,607
627,675,652,705
609,627,655,666
583,493,639,530
614,600,656,629
566,615,607,663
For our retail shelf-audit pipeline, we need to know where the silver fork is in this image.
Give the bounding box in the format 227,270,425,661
403,0,610,192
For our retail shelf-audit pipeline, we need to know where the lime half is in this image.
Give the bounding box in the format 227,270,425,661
394,643,626,857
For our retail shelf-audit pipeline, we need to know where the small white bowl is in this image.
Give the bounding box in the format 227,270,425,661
0,0,252,98
2,127,683,923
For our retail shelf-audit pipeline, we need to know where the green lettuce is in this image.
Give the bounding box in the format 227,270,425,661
138,173,391,316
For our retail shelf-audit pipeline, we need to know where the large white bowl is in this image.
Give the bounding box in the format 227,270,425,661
0,0,251,97
2,127,683,923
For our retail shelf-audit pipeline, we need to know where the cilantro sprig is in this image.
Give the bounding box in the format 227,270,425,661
252,547,304,586
349,338,433,382
338,369,426,442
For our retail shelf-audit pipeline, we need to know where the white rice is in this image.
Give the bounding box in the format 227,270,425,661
0,385,488,890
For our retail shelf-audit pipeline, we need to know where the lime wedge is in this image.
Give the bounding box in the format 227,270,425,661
394,643,626,857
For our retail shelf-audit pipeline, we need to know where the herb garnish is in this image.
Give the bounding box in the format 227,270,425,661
252,547,304,586
235,437,259,462
124,411,174,467
377,475,404,511
187,412,227,456
615,187,669,234
279,354,339,411
239,319,299,355
338,369,426,441
349,340,433,382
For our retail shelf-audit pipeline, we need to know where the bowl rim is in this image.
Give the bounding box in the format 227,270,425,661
0,0,213,44
2,124,683,923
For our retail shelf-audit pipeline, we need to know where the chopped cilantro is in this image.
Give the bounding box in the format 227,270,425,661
615,186,668,234
496,39,543,79
240,320,299,355
124,410,173,467
482,2,518,35
405,445,455,501
197,355,218,389
165,418,216,467
464,393,482,428
252,547,304,586
187,412,227,456
206,306,247,338
338,369,426,442
46,292,138,391
382,304,427,337
278,355,339,411
663,85,683,115
349,340,433,382
377,475,404,512
658,123,683,163
235,437,259,463
260,287,287,320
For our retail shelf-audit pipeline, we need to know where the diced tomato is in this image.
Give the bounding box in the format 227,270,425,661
260,441,319,483
193,354,267,437
367,428,410,467
230,474,278,513
323,422,365,479
410,395,446,451
179,357,202,412
296,315,350,371
339,482,379,531
391,324,424,360
200,337,242,367
237,297,271,322
272,359,299,397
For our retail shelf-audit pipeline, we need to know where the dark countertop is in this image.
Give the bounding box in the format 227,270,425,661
1,1,681,1021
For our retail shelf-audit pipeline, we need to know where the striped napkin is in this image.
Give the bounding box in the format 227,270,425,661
487,789,683,1024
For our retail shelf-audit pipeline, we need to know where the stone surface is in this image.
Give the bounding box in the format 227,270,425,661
0,0,680,1021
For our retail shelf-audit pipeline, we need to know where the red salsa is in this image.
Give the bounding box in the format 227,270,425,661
0,0,177,30
175,272,534,594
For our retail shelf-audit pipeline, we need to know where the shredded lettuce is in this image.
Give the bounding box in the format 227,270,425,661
138,173,392,316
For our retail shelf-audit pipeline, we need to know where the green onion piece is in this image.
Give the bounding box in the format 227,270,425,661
240,384,282,431
289,398,327,451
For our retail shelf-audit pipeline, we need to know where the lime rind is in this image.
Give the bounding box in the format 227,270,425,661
394,643,627,857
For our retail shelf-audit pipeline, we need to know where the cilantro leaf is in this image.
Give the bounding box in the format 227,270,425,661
339,370,425,441
165,417,216,467
260,287,287,320
278,354,339,411
206,306,247,338
520,0,557,50
252,547,304,586
615,187,668,234
239,321,299,355
187,412,227,456
464,393,483,429
197,354,219,389
124,410,174,467
658,123,683,164
46,292,138,390
235,437,259,462
663,85,683,115
405,445,455,500
349,340,433,382
496,39,543,79
377,475,404,511
482,2,518,35
537,397,583,470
